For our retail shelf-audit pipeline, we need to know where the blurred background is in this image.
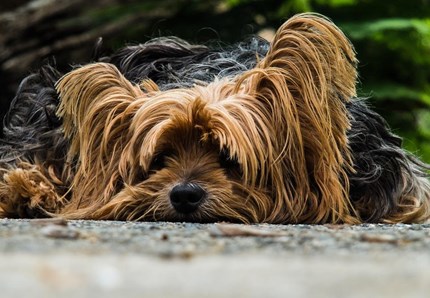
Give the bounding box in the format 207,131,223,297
1,0,430,160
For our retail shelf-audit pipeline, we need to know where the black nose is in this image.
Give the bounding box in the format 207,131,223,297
170,183,205,214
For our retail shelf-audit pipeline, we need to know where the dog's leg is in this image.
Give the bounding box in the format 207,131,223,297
0,65,70,218
0,163,66,218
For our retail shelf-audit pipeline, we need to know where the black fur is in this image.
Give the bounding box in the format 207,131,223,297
0,65,65,166
102,36,269,89
347,100,430,222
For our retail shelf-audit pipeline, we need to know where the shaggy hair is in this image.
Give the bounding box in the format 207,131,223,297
0,13,429,223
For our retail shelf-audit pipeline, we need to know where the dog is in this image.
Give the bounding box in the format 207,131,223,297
0,13,429,224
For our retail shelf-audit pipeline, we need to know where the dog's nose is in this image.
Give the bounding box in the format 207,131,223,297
170,183,205,214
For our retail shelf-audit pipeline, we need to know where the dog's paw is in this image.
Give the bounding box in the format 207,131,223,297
0,166,65,218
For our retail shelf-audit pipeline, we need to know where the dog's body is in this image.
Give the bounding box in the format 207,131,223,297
1,13,429,223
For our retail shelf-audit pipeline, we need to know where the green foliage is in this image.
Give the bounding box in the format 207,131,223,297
336,14,430,159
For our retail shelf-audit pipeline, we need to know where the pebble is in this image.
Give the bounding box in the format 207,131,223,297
40,225,80,240
30,218,68,226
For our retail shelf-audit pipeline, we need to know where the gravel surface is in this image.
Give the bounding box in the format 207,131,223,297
1,219,430,297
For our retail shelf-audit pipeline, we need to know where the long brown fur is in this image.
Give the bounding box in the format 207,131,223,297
56,13,358,223
1,13,429,223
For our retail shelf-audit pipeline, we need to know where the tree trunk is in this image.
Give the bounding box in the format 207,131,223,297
0,0,183,121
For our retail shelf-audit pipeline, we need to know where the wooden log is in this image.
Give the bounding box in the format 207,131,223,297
0,0,182,122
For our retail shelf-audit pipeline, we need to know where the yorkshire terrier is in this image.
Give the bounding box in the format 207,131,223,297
1,13,429,224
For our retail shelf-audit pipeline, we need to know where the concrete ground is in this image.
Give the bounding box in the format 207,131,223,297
1,219,430,298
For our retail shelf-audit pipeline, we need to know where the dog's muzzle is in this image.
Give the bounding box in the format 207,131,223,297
169,183,206,214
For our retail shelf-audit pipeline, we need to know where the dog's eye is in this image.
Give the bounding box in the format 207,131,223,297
219,149,239,170
135,167,147,182
149,151,168,171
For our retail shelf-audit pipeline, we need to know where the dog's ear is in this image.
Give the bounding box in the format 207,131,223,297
238,13,358,223
56,63,145,213
257,13,357,101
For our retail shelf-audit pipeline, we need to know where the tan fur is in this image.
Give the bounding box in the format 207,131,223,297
54,13,359,223
0,163,66,217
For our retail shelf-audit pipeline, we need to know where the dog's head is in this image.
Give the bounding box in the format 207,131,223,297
56,13,359,223
120,83,276,222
